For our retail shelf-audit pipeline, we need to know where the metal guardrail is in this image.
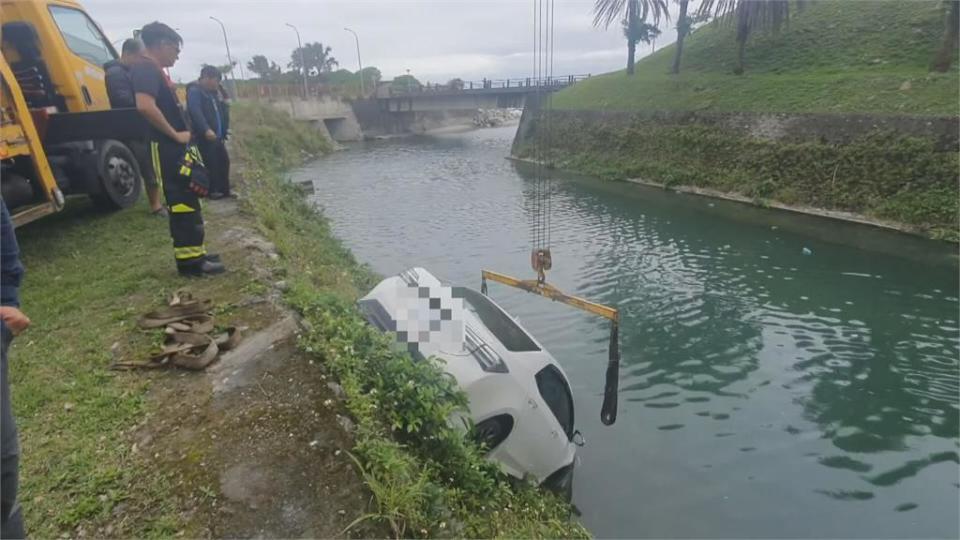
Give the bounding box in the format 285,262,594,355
233,74,591,101
389,74,591,97
235,83,345,100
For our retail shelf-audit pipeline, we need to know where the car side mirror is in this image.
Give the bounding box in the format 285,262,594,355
572,430,585,447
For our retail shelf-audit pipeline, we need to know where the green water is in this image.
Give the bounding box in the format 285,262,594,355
294,126,959,538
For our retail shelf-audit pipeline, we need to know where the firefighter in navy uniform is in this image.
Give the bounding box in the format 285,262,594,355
131,22,225,276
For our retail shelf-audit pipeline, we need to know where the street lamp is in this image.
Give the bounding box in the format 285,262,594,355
209,16,239,98
344,27,364,97
285,22,309,98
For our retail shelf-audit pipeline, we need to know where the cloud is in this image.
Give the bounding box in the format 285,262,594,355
83,0,681,83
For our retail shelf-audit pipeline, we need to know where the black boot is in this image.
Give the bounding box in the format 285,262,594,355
178,258,226,277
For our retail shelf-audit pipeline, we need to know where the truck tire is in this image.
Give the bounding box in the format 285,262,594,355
90,140,141,210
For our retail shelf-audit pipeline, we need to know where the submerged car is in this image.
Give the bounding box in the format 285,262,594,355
358,267,578,496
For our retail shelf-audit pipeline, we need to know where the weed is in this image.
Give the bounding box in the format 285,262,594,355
519,115,959,237
232,103,589,539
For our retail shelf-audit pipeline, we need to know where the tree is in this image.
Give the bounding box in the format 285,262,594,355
247,55,282,81
672,0,690,73
697,0,802,75
289,42,339,77
594,0,669,75
931,0,960,72
623,17,661,51
672,1,710,73
213,62,236,77
359,67,382,87
391,74,421,93
325,68,356,85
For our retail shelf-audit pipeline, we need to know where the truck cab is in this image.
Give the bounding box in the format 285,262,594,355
1,0,145,225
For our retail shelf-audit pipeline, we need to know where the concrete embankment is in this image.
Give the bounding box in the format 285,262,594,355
253,94,521,140
512,105,960,240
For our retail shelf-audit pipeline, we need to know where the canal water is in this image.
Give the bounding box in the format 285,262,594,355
292,126,959,538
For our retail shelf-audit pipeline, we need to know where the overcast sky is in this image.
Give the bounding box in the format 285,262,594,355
84,0,683,84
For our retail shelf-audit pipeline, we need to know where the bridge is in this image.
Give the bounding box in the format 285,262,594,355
377,74,590,112
235,74,590,138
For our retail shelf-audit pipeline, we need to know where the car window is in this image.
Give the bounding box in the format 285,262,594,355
536,365,574,440
49,6,115,66
461,288,540,352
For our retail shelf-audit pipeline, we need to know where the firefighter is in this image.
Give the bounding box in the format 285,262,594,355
131,22,225,276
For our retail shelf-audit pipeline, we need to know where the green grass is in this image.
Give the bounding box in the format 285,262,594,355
232,102,589,538
553,0,960,115
517,116,959,239
9,126,308,536
8,101,585,539
11,200,197,537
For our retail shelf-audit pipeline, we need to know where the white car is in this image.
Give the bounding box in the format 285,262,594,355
358,267,578,497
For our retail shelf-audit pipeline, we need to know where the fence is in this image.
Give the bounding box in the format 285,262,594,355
232,74,591,101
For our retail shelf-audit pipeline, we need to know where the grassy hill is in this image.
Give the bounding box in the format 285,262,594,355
553,0,959,115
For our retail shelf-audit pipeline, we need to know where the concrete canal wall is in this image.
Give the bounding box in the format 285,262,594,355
512,105,960,240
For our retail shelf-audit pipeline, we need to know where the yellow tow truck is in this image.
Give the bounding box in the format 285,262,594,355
1,0,146,226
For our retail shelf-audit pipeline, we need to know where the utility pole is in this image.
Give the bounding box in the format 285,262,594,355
344,27,364,97
209,16,238,97
285,23,309,98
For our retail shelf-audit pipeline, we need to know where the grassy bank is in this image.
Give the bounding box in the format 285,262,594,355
231,101,588,538
13,202,172,537
533,0,959,240
553,0,959,115
10,101,584,538
515,112,959,240
11,185,273,536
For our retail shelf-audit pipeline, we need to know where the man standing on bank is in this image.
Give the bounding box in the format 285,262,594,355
131,22,225,277
187,66,231,199
104,38,166,216
1,198,29,539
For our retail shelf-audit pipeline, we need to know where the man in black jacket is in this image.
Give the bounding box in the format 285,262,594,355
104,39,165,215
187,67,231,199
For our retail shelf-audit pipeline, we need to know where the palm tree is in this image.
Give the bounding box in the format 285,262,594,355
289,42,339,77
624,18,662,52
671,0,690,73
594,0,669,75
698,0,802,74
931,0,959,72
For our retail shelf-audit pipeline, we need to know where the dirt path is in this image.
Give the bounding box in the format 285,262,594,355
121,198,373,538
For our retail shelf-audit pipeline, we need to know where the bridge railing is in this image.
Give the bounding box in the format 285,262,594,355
385,74,591,97
234,82,355,101
232,74,591,101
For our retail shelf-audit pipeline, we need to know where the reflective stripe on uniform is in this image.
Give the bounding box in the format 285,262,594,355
151,141,164,193
174,246,207,260
170,203,196,213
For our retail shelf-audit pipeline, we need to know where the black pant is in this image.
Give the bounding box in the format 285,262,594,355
150,141,206,268
127,140,157,189
198,139,230,196
1,324,24,539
